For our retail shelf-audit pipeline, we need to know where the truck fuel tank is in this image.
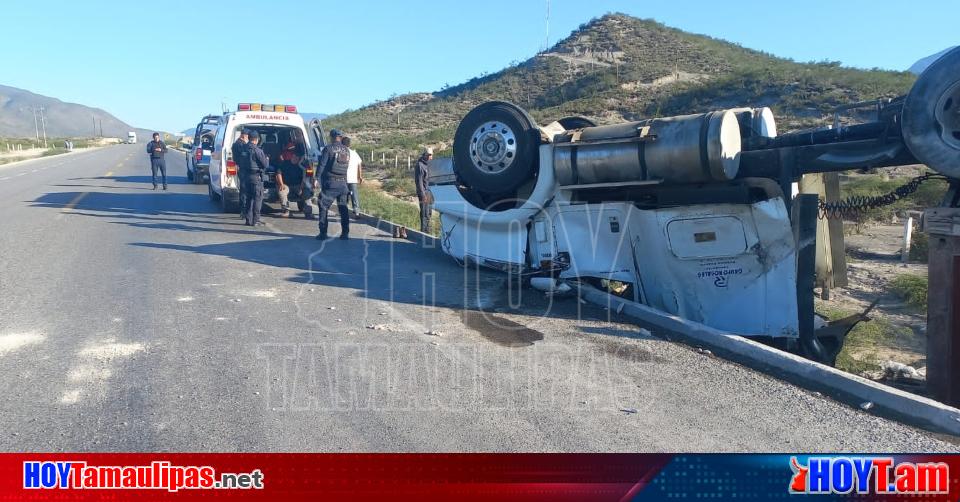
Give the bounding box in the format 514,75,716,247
552,110,743,186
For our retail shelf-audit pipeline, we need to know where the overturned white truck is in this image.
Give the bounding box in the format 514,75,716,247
429,47,960,364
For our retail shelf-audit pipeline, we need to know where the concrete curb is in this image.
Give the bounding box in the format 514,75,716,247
578,284,960,437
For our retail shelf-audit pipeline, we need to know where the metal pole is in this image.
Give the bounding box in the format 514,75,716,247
902,216,914,263
32,108,39,142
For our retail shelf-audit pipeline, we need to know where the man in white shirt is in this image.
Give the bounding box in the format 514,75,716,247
343,136,363,216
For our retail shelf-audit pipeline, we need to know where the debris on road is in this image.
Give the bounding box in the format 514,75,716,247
426,330,443,337
860,401,875,411
696,348,713,356
881,360,920,380
620,408,639,414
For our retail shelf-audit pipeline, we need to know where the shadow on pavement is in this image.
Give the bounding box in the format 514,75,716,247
70,175,190,185
31,191,214,215
130,233,607,324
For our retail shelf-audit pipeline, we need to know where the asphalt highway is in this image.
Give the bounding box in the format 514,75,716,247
0,144,955,452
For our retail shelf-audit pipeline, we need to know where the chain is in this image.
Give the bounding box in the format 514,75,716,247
818,173,947,220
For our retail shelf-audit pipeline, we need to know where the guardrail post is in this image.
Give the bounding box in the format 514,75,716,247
924,207,960,406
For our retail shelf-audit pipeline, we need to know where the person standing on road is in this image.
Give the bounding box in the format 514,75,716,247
343,136,363,217
244,131,269,226
146,132,168,190
415,147,434,233
315,129,352,241
232,130,251,214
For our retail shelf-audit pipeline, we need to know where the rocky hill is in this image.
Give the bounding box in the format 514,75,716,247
324,13,916,155
0,84,150,138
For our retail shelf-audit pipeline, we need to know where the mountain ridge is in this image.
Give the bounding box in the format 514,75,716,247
0,84,151,139
323,13,916,154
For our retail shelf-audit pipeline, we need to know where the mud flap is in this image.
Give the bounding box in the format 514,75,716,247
814,298,880,366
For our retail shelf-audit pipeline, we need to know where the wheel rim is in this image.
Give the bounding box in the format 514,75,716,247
470,121,517,175
935,80,960,150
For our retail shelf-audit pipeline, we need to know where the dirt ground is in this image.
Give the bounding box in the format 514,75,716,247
818,222,928,385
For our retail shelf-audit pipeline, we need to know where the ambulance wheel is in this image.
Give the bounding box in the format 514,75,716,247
557,116,597,130
903,46,960,178
453,101,540,195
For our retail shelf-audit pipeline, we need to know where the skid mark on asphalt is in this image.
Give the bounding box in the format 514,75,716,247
60,338,146,405
0,332,46,356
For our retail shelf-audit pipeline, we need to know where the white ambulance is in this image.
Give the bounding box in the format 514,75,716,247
207,103,325,213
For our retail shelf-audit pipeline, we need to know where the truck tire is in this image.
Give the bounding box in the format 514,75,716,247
453,101,540,195
557,116,597,130
903,46,960,178
187,168,194,183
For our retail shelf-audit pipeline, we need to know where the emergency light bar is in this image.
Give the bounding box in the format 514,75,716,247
237,103,298,113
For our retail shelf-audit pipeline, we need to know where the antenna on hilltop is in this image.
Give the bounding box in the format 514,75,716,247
542,0,550,52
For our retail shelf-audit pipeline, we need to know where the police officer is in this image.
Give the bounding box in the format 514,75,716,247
232,130,251,216
316,129,352,240
244,131,269,226
146,132,168,190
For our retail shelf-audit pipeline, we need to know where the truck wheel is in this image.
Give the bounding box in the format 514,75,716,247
187,169,194,183
195,171,206,185
453,101,540,195
903,46,960,178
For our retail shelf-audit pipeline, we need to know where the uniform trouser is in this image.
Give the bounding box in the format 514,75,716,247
243,174,264,225
150,158,167,187
347,183,360,213
419,200,432,233
277,184,290,211
318,178,350,237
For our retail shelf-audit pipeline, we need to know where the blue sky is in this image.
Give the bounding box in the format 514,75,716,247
0,0,954,133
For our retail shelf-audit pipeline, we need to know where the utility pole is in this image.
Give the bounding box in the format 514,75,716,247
39,107,48,148
32,108,40,142
93,116,97,137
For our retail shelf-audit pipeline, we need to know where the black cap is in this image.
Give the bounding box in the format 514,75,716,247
248,130,260,140
329,129,342,138
240,129,250,136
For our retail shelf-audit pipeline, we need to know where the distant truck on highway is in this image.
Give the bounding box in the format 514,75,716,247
127,131,137,144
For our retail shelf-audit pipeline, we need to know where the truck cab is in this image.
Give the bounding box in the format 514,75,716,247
186,115,219,184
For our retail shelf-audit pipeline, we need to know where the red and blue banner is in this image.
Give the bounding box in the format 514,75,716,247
1,453,958,500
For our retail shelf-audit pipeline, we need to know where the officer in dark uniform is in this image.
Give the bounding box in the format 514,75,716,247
316,129,352,240
231,129,251,216
244,131,269,226
146,132,168,190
